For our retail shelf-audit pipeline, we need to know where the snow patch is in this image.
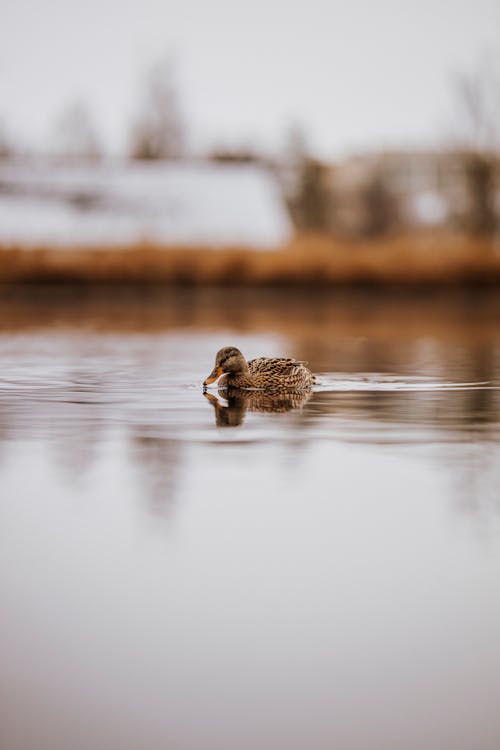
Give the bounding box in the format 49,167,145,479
0,161,292,249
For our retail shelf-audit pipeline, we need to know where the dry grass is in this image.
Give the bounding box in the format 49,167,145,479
0,232,499,285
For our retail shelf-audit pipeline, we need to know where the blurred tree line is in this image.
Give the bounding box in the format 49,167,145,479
1,53,498,238
282,127,396,237
281,55,500,238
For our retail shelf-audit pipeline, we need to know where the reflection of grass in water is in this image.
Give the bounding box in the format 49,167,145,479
0,232,499,285
1,285,500,349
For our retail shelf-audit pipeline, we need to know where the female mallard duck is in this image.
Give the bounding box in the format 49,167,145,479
203,346,315,390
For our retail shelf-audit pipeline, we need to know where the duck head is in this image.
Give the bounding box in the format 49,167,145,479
203,346,248,386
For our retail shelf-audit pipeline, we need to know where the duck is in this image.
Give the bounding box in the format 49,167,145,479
203,346,315,390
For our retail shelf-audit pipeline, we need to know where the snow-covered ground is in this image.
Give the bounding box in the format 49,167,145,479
0,160,292,248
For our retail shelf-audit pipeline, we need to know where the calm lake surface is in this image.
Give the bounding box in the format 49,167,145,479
1,287,499,750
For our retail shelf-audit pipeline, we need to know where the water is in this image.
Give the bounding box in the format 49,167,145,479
1,287,499,750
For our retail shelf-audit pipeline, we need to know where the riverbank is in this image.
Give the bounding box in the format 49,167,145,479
0,233,499,286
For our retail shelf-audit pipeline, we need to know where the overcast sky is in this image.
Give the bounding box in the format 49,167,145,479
1,0,499,158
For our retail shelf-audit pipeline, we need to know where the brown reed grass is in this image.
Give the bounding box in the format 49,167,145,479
0,233,499,286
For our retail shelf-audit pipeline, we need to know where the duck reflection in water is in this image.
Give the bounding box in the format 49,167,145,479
204,387,313,427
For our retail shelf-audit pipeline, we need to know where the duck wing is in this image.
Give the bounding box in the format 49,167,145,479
248,357,314,389
248,357,299,374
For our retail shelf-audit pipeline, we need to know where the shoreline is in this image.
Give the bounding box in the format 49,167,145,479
0,233,499,286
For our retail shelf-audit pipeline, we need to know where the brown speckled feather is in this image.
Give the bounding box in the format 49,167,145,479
230,357,315,390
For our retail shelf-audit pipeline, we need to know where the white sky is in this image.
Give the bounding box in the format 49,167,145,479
1,0,499,158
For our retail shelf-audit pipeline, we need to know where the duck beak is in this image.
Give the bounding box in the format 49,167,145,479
203,366,223,386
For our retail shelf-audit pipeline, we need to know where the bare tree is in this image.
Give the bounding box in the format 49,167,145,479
51,100,102,161
280,123,332,231
282,123,308,179
128,57,185,160
360,170,396,237
293,158,332,231
456,55,500,152
453,53,500,235
0,118,13,159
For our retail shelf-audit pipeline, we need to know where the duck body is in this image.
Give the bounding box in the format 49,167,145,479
204,346,315,391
